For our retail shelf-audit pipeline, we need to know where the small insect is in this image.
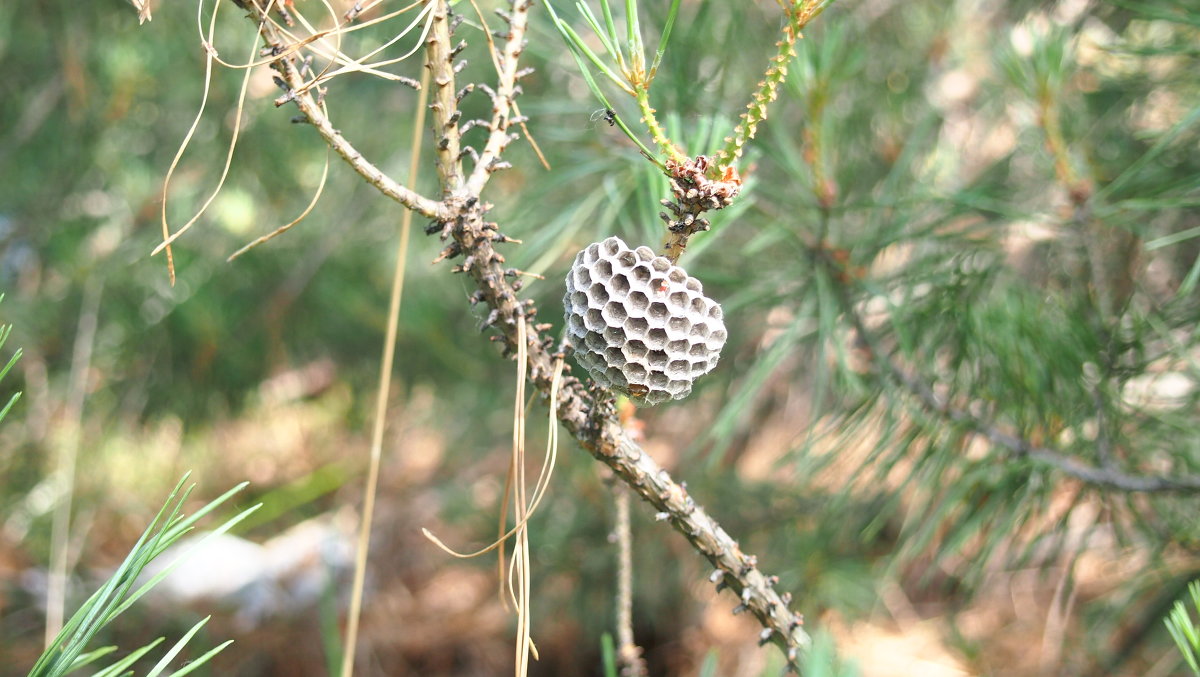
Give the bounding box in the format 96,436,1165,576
628,383,650,399
590,108,616,127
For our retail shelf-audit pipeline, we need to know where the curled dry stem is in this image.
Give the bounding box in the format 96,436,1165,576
245,1,445,219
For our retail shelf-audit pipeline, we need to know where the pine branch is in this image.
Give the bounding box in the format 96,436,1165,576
252,9,445,220
239,0,814,669
815,248,1200,494
463,0,530,196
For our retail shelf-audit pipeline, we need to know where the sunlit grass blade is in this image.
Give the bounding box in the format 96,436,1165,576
576,2,619,64
600,632,618,677
113,501,260,619
32,478,195,676
29,475,253,677
164,640,236,677
624,0,641,63
541,2,633,94
597,0,622,66
649,0,681,79
91,638,164,677
62,646,118,674
145,616,214,677
1096,101,1200,201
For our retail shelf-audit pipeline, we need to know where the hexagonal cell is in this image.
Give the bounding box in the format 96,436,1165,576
647,302,669,324
594,259,613,280
648,372,669,388
625,362,647,380
588,282,610,305
604,345,625,365
647,349,669,368
649,277,668,295
624,339,649,360
634,246,655,262
631,264,651,284
604,367,628,387
651,257,670,273
573,266,592,287
690,322,710,339
685,277,702,293
668,291,688,311
667,316,690,336
617,251,637,268
567,314,586,336
584,243,600,263
690,359,708,374
709,328,727,347
688,342,708,358
689,297,706,315
610,273,631,296
624,316,649,335
590,368,613,388
601,237,622,256
670,381,693,398
603,326,625,346
584,308,605,331
667,359,690,378
708,304,723,321
646,328,668,350
570,291,588,311
627,290,649,312
602,301,628,326
667,339,689,355
668,268,687,284
584,331,606,351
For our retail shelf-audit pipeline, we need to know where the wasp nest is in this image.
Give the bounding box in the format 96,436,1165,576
564,236,727,405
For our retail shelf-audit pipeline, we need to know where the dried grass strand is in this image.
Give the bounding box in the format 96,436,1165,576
420,353,565,561
154,0,260,273
226,147,331,261
336,48,429,677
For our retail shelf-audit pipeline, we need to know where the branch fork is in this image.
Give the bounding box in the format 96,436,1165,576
233,0,814,670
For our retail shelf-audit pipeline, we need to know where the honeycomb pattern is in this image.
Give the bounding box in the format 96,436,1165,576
564,236,727,405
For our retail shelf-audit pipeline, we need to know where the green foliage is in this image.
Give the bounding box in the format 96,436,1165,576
1167,581,1200,676
4,0,1200,673
29,475,258,677
599,632,617,677
0,294,22,424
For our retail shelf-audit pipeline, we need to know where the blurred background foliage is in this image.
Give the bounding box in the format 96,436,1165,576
1,0,1199,675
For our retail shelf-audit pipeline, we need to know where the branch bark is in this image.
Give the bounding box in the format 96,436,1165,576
256,10,446,220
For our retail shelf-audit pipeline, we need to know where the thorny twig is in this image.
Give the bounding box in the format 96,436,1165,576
241,0,813,669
